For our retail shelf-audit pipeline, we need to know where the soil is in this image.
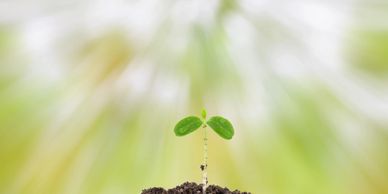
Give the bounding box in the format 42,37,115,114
141,182,251,194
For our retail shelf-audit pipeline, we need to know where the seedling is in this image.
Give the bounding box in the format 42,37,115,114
174,108,234,193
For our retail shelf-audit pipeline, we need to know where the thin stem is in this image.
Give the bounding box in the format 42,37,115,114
202,124,208,194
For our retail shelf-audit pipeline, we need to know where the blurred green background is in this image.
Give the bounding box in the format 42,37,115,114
1,0,388,194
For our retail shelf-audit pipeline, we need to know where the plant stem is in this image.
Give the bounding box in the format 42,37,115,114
202,124,208,194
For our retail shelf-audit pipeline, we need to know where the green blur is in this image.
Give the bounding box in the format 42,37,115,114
1,1,388,194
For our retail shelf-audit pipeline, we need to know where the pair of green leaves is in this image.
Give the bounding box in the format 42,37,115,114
174,110,234,140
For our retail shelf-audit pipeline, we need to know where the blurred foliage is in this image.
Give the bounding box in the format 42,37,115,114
347,30,388,76
0,1,388,194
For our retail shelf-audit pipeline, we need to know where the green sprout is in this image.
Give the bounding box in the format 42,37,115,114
174,108,235,193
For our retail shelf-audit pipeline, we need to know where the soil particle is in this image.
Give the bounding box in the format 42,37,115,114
141,182,251,194
200,165,205,171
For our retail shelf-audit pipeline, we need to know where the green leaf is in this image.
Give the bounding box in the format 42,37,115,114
174,116,203,136
207,116,234,140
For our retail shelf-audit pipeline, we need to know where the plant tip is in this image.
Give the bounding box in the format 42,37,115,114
201,108,207,119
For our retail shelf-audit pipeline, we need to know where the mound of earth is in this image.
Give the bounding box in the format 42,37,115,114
141,182,251,194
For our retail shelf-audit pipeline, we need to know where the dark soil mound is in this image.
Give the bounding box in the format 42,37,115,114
141,182,251,194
